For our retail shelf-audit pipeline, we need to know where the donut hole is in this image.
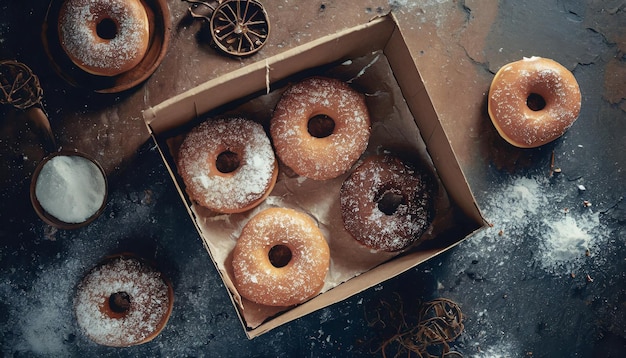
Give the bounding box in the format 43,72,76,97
216,150,240,173
268,244,292,268
527,93,547,111
307,114,335,138
377,190,405,216
108,291,131,314
96,18,118,40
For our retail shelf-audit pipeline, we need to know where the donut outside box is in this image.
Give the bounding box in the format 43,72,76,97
74,254,174,347
143,15,486,338
488,56,581,148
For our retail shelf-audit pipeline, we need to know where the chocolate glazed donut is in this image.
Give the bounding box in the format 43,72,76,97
340,155,435,252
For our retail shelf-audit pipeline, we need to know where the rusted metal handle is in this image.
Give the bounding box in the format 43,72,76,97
26,106,57,154
0,60,57,154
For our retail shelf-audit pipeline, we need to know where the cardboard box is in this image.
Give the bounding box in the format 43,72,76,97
143,14,486,338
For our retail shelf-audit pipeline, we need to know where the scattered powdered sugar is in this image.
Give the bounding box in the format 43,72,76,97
389,0,444,9
480,176,549,240
456,307,519,357
462,175,610,275
35,154,107,223
469,341,518,358
539,211,602,273
0,256,85,356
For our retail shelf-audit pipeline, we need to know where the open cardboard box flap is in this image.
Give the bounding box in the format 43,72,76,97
144,14,486,338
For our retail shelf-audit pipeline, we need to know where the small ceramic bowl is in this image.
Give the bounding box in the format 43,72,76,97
30,150,108,230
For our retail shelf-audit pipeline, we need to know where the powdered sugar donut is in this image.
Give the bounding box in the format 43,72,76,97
340,155,435,252
58,0,150,76
232,207,330,307
488,56,581,148
177,117,278,214
74,254,173,347
270,77,371,180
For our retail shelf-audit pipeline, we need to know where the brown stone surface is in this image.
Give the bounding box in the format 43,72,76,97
2,0,623,182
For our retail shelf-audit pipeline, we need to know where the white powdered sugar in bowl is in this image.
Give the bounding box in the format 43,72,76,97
32,152,107,227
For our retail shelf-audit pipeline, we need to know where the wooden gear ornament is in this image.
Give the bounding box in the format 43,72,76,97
183,0,270,56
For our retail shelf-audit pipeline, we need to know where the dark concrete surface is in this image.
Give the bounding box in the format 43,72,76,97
1,0,625,357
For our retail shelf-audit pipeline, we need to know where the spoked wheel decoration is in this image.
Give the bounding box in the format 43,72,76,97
183,0,270,56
